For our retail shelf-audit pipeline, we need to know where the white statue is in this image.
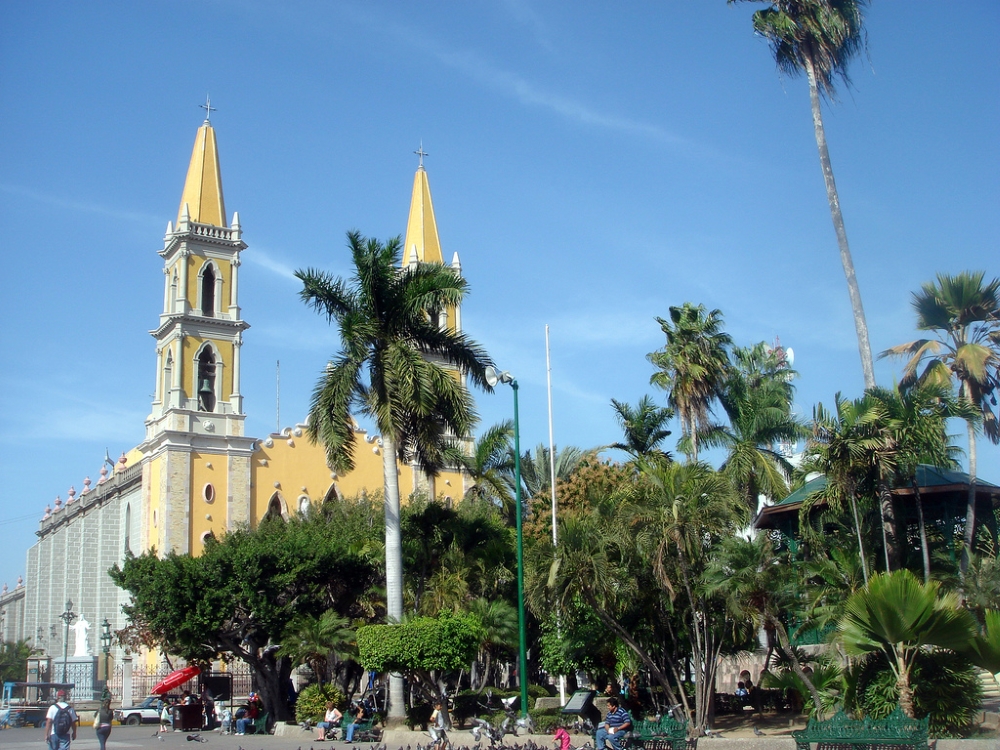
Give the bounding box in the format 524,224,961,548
70,617,91,657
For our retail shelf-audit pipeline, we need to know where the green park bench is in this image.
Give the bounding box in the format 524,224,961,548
792,707,929,750
629,715,688,750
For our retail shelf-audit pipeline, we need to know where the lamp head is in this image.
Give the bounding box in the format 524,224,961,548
484,366,513,387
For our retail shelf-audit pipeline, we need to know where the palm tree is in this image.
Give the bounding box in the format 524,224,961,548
881,271,1000,574
609,395,673,463
647,303,732,462
628,460,747,734
278,610,356,687
703,343,803,514
458,421,515,511
805,393,886,582
518,443,593,500
731,0,875,389
704,534,824,717
840,569,978,718
296,231,494,716
467,597,518,690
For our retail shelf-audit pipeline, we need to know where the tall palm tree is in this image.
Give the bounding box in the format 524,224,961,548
296,231,493,716
609,395,673,463
840,569,978,718
458,421,515,511
518,443,592,500
881,271,1000,574
731,0,875,389
467,597,518,690
647,303,732,462
703,343,804,514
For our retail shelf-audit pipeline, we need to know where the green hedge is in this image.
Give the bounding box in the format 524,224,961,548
295,683,347,725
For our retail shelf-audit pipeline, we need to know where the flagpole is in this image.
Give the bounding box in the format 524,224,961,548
546,324,566,705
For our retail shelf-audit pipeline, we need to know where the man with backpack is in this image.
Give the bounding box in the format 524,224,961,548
45,689,78,750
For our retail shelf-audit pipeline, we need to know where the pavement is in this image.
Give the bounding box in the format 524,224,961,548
1,721,997,750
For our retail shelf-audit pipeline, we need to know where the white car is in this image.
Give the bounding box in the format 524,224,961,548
114,695,165,725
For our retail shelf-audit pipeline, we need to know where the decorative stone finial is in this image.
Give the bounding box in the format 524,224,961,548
53,496,62,510
66,486,76,504
16,576,23,588
82,477,92,493
99,465,109,484
2,583,7,595
42,505,51,520
115,453,127,473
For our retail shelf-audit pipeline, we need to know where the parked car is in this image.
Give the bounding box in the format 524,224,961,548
115,695,165,725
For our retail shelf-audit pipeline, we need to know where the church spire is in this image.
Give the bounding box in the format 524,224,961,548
403,147,443,264
177,119,227,227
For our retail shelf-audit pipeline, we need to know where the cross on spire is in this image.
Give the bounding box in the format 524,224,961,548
200,95,217,122
414,142,428,168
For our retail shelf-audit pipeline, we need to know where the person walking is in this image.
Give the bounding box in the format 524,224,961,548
95,697,114,750
45,689,78,750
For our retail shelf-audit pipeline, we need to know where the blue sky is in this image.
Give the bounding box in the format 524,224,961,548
0,1,997,585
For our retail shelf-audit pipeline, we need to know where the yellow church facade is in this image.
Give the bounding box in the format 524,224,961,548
4,119,470,687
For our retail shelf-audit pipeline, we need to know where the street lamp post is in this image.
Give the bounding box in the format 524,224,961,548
101,618,112,698
485,366,530,720
59,600,77,684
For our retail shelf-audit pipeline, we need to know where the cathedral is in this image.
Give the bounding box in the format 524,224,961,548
0,117,470,690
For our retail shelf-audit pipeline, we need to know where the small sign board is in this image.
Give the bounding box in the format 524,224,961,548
561,689,595,715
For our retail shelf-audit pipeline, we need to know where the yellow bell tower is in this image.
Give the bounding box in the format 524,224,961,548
139,116,255,556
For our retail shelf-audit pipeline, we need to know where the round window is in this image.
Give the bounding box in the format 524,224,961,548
203,483,216,503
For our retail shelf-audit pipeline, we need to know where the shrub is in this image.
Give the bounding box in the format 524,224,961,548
295,683,346,725
848,650,983,737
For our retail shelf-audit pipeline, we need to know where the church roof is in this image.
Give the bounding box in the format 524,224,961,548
177,120,227,227
403,164,443,264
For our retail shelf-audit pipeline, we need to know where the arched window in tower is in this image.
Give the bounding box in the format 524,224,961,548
197,348,217,412
201,263,216,317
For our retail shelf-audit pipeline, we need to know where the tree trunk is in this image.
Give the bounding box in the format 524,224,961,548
772,619,824,720
805,58,875,391
961,418,978,575
382,434,406,720
848,489,870,584
896,656,915,718
251,650,294,723
877,478,896,572
914,480,931,584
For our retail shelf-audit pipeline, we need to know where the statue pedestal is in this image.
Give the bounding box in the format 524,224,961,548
53,656,98,700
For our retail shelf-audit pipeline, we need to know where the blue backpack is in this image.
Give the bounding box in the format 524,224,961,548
54,704,74,736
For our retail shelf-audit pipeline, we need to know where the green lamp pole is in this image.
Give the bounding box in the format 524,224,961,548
486,366,529,719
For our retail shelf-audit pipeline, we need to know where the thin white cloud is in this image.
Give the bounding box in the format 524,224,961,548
0,183,161,225
247,245,300,282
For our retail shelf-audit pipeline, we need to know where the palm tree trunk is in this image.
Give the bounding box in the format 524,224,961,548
772,619,824,720
961,418,978,575
848,490,870,584
896,655,916,719
805,58,875,391
382,434,406,720
914,480,931,584
877,479,896,572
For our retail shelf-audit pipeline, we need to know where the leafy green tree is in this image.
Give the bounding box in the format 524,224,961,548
839,569,978,718
296,231,494,717
704,533,824,716
627,461,748,733
0,639,39,685
518,444,593,501
647,303,732,462
110,514,379,722
881,271,1000,573
279,610,356,687
609,395,673,463
357,611,483,714
704,342,803,513
730,0,874,389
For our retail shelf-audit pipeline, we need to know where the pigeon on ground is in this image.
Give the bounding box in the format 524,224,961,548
753,725,764,736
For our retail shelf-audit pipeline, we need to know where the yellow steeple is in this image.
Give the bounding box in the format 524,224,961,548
403,156,443,265
177,120,227,227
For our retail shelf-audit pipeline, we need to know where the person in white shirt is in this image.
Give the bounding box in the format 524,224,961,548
45,690,78,750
